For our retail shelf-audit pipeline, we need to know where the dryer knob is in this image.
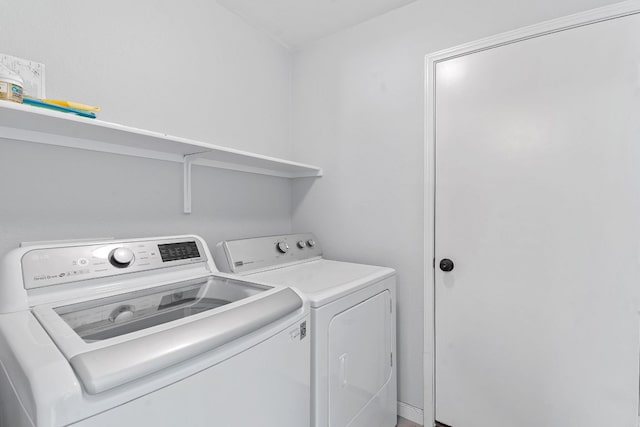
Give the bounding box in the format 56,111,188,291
277,241,289,254
297,240,307,249
307,239,316,248
110,247,135,268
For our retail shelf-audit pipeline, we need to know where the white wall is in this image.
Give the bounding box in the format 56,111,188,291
290,0,622,418
0,0,294,257
1,0,293,158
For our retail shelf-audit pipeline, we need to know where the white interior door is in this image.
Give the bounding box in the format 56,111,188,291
434,12,640,427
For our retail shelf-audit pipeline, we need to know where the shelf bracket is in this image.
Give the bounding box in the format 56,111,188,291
183,152,208,214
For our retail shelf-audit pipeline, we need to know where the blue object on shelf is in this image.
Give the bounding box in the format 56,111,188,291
22,97,96,119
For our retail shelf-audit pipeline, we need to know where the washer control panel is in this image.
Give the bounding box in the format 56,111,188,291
22,237,207,289
215,233,321,274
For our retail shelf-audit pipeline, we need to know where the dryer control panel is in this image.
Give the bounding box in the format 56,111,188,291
214,233,322,274
22,237,208,289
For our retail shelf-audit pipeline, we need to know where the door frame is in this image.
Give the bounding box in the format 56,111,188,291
423,1,640,425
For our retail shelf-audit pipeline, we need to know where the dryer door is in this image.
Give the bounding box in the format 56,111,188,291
328,290,392,426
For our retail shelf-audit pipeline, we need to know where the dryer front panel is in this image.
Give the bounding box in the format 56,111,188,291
328,290,392,426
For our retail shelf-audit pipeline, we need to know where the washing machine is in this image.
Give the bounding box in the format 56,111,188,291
0,235,310,427
214,233,397,427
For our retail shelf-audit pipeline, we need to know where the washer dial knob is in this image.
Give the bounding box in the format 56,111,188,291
277,241,289,254
110,247,135,268
297,240,307,249
307,239,316,248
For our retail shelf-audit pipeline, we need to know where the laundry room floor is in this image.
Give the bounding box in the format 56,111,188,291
398,417,422,427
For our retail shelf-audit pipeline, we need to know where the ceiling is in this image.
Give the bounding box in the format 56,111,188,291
217,0,419,49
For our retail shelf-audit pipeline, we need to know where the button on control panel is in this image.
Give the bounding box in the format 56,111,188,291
22,238,207,289
109,247,135,268
276,241,290,254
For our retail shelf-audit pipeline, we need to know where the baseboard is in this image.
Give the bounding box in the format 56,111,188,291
398,401,424,425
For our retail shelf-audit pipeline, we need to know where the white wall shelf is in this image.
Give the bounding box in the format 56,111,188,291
0,101,322,213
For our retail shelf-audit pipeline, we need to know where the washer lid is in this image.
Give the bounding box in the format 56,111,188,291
32,276,303,394
247,259,395,307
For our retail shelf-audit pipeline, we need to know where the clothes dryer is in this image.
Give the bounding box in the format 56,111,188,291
215,233,397,427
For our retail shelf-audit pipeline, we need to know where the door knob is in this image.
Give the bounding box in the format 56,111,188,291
439,258,454,272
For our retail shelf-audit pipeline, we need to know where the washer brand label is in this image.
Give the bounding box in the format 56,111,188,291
290,321,307,341
33,269,90,281
291,321,307,341
300,321,307,340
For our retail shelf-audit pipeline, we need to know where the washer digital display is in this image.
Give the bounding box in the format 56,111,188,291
158,241,200,262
